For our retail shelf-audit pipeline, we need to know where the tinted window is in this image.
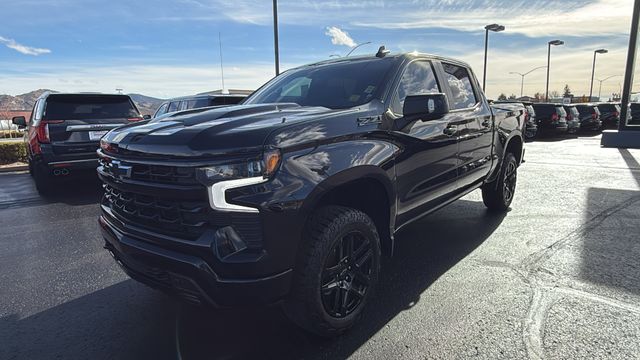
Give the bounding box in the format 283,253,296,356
154,103,169,117
244,58,395,109
391,61,439,114
576,105,594,114
178,101,189,111
532,104,555,116
43,95,138,121
598,104,618,112
167,102,179,113
442,62,477,109
191,99,212,108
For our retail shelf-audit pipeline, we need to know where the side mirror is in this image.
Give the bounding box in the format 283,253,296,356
403,93,449,121
12,116,27,128
143,114,151,120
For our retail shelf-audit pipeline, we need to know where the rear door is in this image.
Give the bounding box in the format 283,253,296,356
44,94,142,155
438,61,494,190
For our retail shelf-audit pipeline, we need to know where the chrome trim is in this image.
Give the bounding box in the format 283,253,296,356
66,124,123,131
207,176,267,213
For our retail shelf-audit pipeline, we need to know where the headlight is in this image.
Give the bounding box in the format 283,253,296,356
196,149,281,185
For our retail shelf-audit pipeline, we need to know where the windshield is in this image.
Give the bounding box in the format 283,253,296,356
244,58,396,109
44,95,139,121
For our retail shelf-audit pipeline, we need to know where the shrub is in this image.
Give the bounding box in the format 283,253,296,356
0,130,25,139
0,141,27,164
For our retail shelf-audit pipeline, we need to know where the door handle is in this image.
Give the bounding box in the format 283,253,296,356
443,125,458,136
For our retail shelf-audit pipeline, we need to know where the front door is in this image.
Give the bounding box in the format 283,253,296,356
390,60,462,228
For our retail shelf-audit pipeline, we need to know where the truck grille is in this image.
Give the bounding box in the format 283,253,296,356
102,184,263,247
99,158,199,186
103,184,209,240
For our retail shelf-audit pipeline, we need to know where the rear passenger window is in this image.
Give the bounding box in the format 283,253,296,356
178,101,189,111
442,63,478,110
167,102,179,113
391,61,439,114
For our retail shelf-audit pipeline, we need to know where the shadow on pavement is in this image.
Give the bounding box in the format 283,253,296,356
0,280,177,360
176,198,506,359
580,149,640,296
1,198,505,360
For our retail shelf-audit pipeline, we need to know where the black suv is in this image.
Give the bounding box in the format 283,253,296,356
562,105,581,133
12,92,143,194
574,104,602,131
153,93,248,119
531,103,568,135
98,53,525,336
596,103,620,129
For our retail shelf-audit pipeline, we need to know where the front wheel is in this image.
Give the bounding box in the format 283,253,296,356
482,152,518,211
283,206,381,337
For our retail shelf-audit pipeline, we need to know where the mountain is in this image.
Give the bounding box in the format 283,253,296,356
0,90,164,116
0,89,52,110
127,93,164,115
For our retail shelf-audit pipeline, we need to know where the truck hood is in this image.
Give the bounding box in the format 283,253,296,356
102,103,357,159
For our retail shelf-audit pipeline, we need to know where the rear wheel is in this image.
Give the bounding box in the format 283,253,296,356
482,152,517,211
283,206,380,337
33,164,53,196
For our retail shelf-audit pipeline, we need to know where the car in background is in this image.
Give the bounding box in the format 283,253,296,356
523,102,538,139
596,103,621,129
493,100,538,139
574,104,602,131
531,103,568,135
630,103,640,125
153,93,249,118
562,105,581,134
11,92,143,195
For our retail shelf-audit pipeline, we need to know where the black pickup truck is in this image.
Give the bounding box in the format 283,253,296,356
97,52,525,336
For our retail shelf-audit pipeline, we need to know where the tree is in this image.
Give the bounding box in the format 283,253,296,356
549,90,560,99
563,84,572,98
498,93,507,101
508,94,517,100
533,92,545,101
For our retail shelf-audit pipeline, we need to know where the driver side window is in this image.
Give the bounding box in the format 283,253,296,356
391,61,439,115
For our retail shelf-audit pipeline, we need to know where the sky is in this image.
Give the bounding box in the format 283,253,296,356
0,0,635,100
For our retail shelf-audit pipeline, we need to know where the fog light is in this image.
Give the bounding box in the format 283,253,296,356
214,226,248,259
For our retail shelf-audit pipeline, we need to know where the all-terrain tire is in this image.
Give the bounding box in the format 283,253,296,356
482,152,518,212
283,206,381,337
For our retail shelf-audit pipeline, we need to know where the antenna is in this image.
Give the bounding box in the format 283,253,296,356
219,32,226,93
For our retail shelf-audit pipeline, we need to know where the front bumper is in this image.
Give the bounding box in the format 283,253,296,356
100,214,293,307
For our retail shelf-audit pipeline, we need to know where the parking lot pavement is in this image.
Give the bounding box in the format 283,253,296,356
1,134,639,360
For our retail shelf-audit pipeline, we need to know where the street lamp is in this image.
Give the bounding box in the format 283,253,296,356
509,66,547,98
545,39,564,101
597,74,622,99
589,48,608,101
273,0,280,76
345,41,372,57
483,23,505,92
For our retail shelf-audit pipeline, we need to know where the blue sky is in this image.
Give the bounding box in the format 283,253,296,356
0,0,634,100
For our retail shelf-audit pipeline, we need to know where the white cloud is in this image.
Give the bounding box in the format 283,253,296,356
0,36,51,56
325,26,357,47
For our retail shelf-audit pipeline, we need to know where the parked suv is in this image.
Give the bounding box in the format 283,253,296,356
12,92,143,194
597,103,621,129
574,104,602,131
153,93,248,118
98,52,525,336
531,103,568,135
562,105,581,133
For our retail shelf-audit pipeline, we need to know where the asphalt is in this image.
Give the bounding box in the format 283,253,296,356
1,134,639,360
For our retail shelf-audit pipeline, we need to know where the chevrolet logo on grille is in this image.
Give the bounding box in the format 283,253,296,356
111,160,132,179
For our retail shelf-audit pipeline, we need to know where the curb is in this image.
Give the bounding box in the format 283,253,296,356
0,165,28,173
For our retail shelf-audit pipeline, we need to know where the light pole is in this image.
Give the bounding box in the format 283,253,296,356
597,75,622,100
345,41,372,57
509,66,547,98
589,49,608,101
483,23,505,92
545,39,564,102
272,0,279,76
